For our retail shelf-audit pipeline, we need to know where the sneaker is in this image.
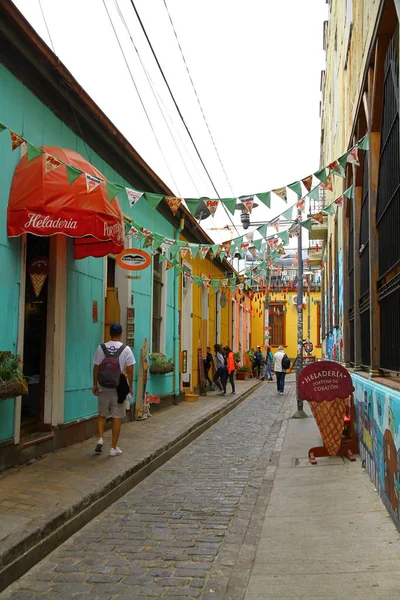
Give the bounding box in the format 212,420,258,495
109,447,122,456
95,438,103,453
231,391,236,395
219,391,226,396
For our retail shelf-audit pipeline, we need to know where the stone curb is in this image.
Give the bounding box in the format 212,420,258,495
0,381,263,592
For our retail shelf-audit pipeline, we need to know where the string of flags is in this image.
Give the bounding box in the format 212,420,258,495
1,119,367,234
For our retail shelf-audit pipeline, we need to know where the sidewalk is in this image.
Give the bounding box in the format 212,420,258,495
0,378,262,590
244,397,400,600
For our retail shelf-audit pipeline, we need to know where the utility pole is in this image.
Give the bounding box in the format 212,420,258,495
292,196,308,419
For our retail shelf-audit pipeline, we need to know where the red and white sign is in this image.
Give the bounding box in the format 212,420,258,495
116,248,151,271
205,199,219,215
298,360,354,403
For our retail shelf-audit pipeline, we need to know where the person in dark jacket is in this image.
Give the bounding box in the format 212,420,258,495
204,346,214,390
213,344,227,394
254,346,263,379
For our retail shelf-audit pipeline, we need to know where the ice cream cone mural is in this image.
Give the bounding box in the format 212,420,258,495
298,361,354,456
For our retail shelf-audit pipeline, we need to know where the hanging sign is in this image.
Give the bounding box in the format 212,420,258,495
220,292,227,308
28,255,49,298
116,248,151,271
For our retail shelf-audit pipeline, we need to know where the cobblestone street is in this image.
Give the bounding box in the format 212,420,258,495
1,383,293,600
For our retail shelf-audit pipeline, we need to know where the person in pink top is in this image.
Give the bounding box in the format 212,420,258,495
224,346,236,395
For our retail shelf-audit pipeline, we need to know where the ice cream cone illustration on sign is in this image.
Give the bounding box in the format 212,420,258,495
28,256,49,298
298,361,354,456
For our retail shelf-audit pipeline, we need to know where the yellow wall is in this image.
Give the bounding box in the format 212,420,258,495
251,291,322,360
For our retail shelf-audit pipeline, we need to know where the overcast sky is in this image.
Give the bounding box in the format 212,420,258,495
12,0,328,243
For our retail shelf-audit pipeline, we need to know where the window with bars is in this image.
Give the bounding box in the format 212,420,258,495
152,253,164,353
347,193,355,363
269,303,286,346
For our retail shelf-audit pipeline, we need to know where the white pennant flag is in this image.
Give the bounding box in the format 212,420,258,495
126,188,143,207
85,173,102,193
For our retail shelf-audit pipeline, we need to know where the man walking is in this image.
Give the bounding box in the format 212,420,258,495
93,323,135,456
273,345,286,395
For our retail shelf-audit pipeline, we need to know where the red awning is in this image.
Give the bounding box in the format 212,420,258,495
7,146,124,259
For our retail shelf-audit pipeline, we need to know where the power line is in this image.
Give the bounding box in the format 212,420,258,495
128,0,240,236
162,0,235,197
37,0,55,52
114,0,202,196
101,0,181,194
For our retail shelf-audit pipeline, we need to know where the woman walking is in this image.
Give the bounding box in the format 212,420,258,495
264,346,274,381
224,346,236,395
213,344,227,394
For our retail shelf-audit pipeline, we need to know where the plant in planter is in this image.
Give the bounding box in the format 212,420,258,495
149,353,174,375
236,364,251,380
0,351,28,401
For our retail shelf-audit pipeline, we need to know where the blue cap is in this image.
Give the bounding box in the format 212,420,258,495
110,323,123,336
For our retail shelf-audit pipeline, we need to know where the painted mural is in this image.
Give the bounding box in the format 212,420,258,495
353,374,400,528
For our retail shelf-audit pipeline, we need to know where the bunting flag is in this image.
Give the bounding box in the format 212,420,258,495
241,195,255,213
165,196,183,216
322,202,335,215
66,164,83,185
270,217,280,232
338,153,348,170
205,198,219,215
343,185,354,199
358,134,369,150
320,175,333,191
296,198,305,211
144,236,153,248
290,224,301,238
184,272,194,286
328,160,341,175
126,188,143,206
272,186,287,202
221,278,228,288
277,230,289,245
245,231,254,243
312,212,324,224
45,154,63,173
223,240,232,253
302,175,313,192
145,192,164,210
27,142,43,161
256,191,271,208
180,247,190,258
347,146,360,166
199,246,210,259
334,195,343,207
288,180,302,196
241,242,250,253
307,186,320,201
221,197,237,215
106,182,124,201
166,261,175,271
314,168,328,184
10,130,25,151
85,173,102,193
282,205,294,220
185,198,202,216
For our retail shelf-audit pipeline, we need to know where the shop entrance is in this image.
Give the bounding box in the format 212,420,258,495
21,235,50,437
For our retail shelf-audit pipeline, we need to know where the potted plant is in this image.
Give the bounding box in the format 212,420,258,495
149,353,174,375
236,365,251,380
0,351,28,401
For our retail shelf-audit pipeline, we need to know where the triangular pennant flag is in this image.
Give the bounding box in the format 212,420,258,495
145,192,164,210
10,130,24,151
27,142,43,161
334,195,344,207
240,195,255,214
165,196,183,216
282,206,294,220
302,175,313,192
221,197,237,216
126,188,143,206
347,146,360,166
338,153,348,169
314,168,328,184
85,173,102,193
210,243,220,256
152,233,165,249
159,252,168,262
45,154,63,173
358,134,369,150
0,122,7,132
185,198,202,217
180,247,190,258
245,231,254,243
328,160,341,175
312,212,324,224
257,223,267,238
301,218,313,231
168,244,180,257
144,235,154,249
190,245,199,259
166,261,175,271
277,230,289,245
288,181,302,196
175,264,184,274
66,164,83,185
321,174,333,191
343,185,354,199
241,241,250,253
296,198,305,211
289,224,301,238
205,199,219,215
272,186,287,202
199,246,210,259
322,202,335,215
307,186,320,201
106,181,124,201
256,191,271,208
253,238,262,250
270,217,280,232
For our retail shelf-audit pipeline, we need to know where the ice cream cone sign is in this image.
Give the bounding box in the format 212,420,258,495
298,361,354,456
28,256,49,298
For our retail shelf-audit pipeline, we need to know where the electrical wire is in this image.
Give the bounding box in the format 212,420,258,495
37,0,55,52
113,0,203,195
127,0,241,237
101,0,181,194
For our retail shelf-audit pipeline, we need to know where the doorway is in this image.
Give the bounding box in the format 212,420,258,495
21,235,50,436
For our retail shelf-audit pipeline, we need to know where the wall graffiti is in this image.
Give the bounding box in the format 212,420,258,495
353,374,400,527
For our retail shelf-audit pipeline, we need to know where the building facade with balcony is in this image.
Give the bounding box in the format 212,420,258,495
320,0,400,527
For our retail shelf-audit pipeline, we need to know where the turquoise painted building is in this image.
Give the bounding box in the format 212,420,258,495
0,3,211,470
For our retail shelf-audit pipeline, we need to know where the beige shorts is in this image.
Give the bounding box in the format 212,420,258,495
98,389,125,419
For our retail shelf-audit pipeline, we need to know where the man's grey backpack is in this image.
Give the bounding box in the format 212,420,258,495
97,344,126,388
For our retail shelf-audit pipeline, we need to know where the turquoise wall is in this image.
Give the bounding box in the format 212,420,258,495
0,64,178,433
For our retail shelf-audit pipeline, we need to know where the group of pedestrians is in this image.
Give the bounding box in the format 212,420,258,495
204,344,236,395
256,344,288,395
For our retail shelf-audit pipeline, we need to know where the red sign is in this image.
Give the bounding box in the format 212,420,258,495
298,360,354,403
116,248,151,271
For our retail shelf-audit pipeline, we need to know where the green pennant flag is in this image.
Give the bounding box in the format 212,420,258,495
343,185,354,199
314,168,328,184
277,230,289,245
210,243,220,255
0,122,7,133
190,245,199,259
27,142,43,161
175,265,184,274
124,221,132,236
145,192,164,210
106,181,125,201
253,238,262,250
230,243,237,257
288,181,302,197
66,164,83,185
221,197,237,216
168,244,180,257
338,153,348,169
282,206,294,220
219,250,226,261
152,233,165,249
256,192,271,208
159,253,168,262
185,198,202,217
212,279,220,292
193,275,203,288
300,218,313,231
257,223,267,238
332,163,346,178
307,186,320,201
358,134,369,150
322,202,336,215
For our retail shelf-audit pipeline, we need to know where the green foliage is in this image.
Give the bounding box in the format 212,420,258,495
0,352,25,383
237,365,250,373
149,353,174,367
233,351,241,363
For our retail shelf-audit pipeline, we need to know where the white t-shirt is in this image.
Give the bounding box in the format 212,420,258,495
93,341,135,373
274,351,285,372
